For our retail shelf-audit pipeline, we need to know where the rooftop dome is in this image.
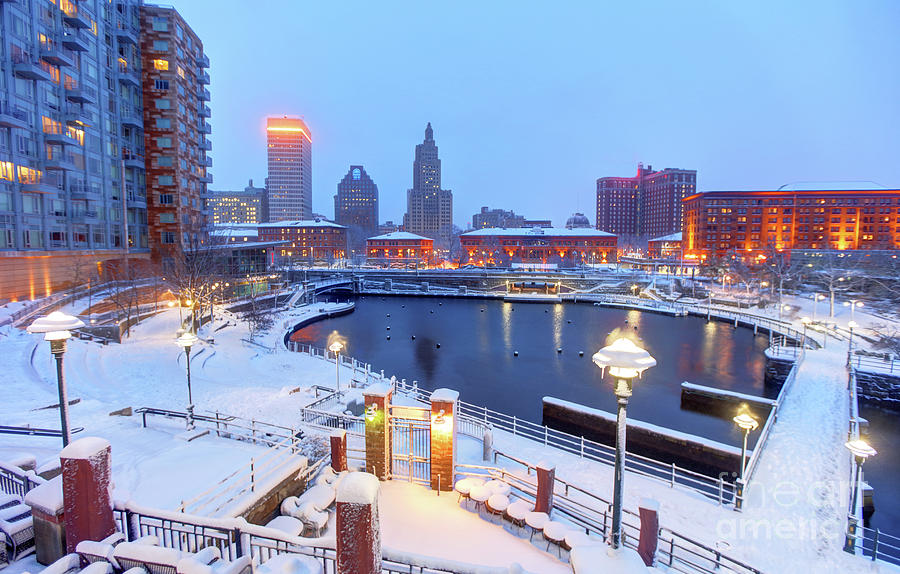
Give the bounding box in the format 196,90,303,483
565,213,591,229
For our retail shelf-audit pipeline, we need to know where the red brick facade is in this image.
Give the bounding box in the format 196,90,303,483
460,227,617,266
257,220,347,264
366,232,434,265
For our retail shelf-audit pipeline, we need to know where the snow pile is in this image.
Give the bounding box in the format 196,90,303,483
23,475,63,516
336,472,379,505
570,545,652,573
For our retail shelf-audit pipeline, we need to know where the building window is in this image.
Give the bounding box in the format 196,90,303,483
155,98,171,109
153,59,169,71
152,17,168,31
152,40,169,51
159,212,175,223
161,231,175,244
158,175,173,186
158,156,174,167
154,79,169,90
159,194,173,205
156,137,172,148
155,118,171,129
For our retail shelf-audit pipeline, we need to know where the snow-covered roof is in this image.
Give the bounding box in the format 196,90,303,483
649,232,682,243
777,181,887,191
367,231,432,241
258,219,346,229
461,227,615,237
210,228,259,238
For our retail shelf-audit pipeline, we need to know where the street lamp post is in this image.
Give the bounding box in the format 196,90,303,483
631,284,639,297
176,332,200,430
847,320,857,367
844,299,863,323
733,412,759,480
843,439,876,554
813,294,825,322
592,338,657,549
801,317,811,349
27,312,85,447
329,341,344,393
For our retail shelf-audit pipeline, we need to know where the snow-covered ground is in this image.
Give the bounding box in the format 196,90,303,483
1,291,897,573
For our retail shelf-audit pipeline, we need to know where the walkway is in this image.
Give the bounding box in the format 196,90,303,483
732,349,873,572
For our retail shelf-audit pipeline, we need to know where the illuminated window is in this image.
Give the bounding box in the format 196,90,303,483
153,59,169,71
0,161,14,181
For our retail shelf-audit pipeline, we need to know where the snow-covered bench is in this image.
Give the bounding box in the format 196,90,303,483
113,542,185,574
0,502,35,561
0,494,21,512
175,554,252,574
38,553,82,574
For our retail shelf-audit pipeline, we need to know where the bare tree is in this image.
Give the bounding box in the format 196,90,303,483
166,230,222,332
805,251,861,318
242,287,274,342
106,263,141,339
764,246,803,311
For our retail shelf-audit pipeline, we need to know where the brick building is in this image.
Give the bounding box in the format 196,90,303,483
647,232,682,259
596,163,696,239
257,219,346,264
459,227,617,267
140,5,211,267
366,231,434,266
682,186,900,261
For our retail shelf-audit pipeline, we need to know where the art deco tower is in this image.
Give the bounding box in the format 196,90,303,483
403,123,452,250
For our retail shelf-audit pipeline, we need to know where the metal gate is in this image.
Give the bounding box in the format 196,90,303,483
389,406,431,485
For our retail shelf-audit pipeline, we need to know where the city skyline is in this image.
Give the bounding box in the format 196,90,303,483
163,0,899,227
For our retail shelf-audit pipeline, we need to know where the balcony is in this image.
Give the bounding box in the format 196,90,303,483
0,105,29,130
13,57,53,81
40,46,74,67
117,64,140,88
199,138,212,151
69,182,91,199
120,107,142,128
65,105,91,126
61,32,89,52
199,173,213,184
115,22,138,45
199,122,212,134
123,152,145,170
199,105,211,118
62,8,92,29
198,88,211,101
198,71,210,85
43,128,72,146
197,53,210,68
65,85,97,104
203,156,213,167
45,153,78,171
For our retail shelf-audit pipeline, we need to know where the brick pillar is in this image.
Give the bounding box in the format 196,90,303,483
534,462,555,514
637,499,660,567
60,437,115,553
364,383,392,480
336,472,381,574
429,388,459,491
330,429,348,472
23,476,65,565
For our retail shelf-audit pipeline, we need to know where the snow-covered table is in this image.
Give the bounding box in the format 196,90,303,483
542,521,568,556
265,516,305,537
469,485,491,516
525,511,549,542
485,479,511,496
485,493,510,523
505,499,531,534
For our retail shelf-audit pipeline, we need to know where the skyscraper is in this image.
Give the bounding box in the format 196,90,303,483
266,116,311,222
596,163,697,240
141,4,212,267
0,0,150,301
403,123,453,251
210,180,265,225
334,165,378,256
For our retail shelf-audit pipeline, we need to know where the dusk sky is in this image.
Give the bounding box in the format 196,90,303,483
169,0,900,228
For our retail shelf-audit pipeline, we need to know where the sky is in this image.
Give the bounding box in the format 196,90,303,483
169,0,900,228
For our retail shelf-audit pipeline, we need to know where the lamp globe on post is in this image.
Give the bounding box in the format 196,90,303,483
329,341,344,393
27,311,85,447
843,439,876,553
592,338,656,549
175,332,200,430
732,412,759,480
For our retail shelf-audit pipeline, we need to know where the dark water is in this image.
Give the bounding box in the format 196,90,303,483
293,295,774,448
859,404,900,535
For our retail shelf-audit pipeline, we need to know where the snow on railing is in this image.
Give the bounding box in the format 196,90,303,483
848,353,900,375
458,399,736,506
0,460,46,498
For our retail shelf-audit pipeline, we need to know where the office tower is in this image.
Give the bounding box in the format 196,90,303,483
596,163,697,238
402,123,453,250
140,4,211,267
209,180,266,225
266,116,311,222
472,207,525,229
334,165,378,256
0,0,149,301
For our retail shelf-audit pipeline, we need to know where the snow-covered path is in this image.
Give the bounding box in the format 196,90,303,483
723,349,895,572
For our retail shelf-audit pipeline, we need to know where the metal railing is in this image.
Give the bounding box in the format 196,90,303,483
848,353,900,375
0,461,46,499
854,525,900,566
455,398,735,505
455,460,760,574
136,407,299,449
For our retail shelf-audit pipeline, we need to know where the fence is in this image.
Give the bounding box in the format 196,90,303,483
455,398,735,506
0,461,45,499
741,352,802,490
136,407,299,449
455,461,761,574
849,353,900,375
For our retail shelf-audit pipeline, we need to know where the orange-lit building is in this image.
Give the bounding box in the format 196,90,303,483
683,187,900,260
647,232,682,259
257,219,346,264
366,232,434,266
266,117,312,221
459,227,617,266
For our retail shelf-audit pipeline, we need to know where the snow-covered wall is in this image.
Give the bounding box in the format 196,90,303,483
854,371,900,407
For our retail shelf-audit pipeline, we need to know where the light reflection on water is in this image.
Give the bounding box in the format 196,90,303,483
293,295,772,447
